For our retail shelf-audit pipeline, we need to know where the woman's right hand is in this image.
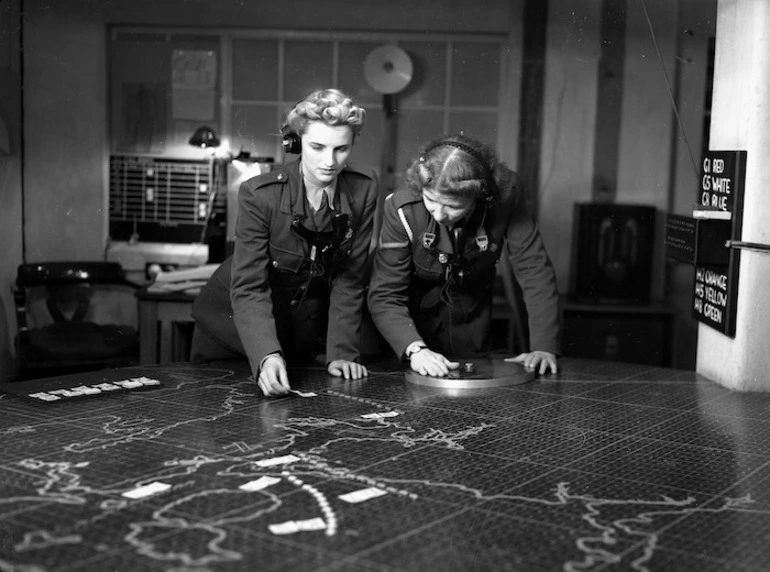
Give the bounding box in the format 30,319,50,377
258,355,291,396
409,348,460,377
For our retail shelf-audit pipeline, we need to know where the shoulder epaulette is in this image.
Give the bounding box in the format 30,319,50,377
341,162,377,181
389,189,422,209
243,167,290,191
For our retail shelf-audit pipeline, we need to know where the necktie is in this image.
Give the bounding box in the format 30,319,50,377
312,191,331,231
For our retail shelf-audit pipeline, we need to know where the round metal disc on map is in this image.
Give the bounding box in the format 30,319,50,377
364,45,413,94
405,359,536,389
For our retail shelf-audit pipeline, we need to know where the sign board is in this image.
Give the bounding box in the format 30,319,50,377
693,263,737,336
691,150,746,337
697,150,746,215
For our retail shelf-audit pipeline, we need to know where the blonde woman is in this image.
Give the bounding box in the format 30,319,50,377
191,89,378,396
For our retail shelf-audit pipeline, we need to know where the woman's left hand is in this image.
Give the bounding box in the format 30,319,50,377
327,360,368,380
505,351,558,375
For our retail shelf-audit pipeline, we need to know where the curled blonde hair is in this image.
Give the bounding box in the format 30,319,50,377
284,89,366,139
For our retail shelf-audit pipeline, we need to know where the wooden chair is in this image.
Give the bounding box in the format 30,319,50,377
13,262,140,379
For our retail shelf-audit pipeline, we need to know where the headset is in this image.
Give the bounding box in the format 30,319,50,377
281,90,361,156
279,94,303,155
280,93,314,155
281,124,302,155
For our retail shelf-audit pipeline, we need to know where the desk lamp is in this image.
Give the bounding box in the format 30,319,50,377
188,125,220,149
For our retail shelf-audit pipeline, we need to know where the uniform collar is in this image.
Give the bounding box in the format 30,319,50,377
427,206,486,254
303,174,337,210
279,160,353,218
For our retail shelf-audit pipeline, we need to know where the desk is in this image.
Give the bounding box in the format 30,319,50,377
1,358,768,571
136,288,196,365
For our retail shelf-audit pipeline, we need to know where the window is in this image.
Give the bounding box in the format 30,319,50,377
110,28,506,188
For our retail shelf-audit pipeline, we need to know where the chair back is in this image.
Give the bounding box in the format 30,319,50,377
14,261,140,379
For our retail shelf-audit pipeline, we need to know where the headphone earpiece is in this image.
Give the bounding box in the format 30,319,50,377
281,130,301,155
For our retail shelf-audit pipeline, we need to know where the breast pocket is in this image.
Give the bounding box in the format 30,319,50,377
412,250,443,282
268,243,306,275
465,249,500,278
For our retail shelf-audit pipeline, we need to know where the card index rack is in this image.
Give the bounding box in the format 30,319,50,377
109,155,226,244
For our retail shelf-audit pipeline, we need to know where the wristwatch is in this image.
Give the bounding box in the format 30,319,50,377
404,342,426,360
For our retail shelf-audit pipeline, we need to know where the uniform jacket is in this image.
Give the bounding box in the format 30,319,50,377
193,159,378,377
367,169,560,359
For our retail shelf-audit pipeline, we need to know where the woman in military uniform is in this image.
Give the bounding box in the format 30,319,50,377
367,134,560,378
190,89,378,396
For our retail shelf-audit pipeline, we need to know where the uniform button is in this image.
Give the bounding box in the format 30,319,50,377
277,173,284,180
272,260,279,267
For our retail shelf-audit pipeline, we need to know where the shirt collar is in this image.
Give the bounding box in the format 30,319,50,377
300,163,337,208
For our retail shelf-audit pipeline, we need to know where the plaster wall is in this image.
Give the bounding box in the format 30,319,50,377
0,0,23,382
697,0,770,389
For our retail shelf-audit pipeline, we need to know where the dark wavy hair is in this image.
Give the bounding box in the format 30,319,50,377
404,134,516,205
284,89,366,139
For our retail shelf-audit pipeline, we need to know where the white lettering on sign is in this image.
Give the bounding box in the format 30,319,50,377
694,282,704,298
694,267,729,326
705,286,727,306
700,154,735,211
703,270,727,289
704,303,723,323
710,177,731,193
710,195,727,209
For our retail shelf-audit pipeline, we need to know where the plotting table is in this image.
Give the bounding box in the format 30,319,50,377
1,357,770,571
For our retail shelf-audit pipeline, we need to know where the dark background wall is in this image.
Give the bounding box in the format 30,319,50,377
0,0,716,380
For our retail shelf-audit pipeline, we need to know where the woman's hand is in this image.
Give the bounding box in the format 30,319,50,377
505,351,558,375
327,360,368,380
410,348,460,377
258,355,291,396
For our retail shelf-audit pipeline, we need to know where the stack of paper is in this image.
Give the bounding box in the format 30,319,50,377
147,263,220,294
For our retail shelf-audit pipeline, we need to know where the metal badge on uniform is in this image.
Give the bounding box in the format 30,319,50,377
476,235,489,252
309,245,317,261
422,232,435,249
438,253,448,264
345,228,353,241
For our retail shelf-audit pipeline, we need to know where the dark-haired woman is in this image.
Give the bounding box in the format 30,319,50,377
367,134,560,377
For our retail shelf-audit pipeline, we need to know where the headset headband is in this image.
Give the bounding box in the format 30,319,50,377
424,140,487,169
422,139,495,204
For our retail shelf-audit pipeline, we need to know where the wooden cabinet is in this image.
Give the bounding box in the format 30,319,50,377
561,299,675,367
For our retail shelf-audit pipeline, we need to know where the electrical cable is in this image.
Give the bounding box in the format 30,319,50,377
639,0,701,180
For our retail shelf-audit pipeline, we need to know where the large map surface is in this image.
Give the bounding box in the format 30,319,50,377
1,358,770,571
